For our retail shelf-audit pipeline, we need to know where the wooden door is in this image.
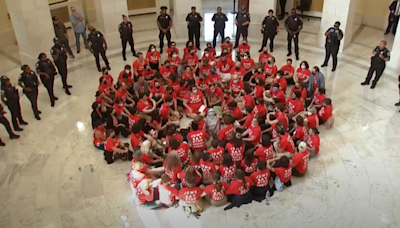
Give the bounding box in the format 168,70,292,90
238,0,250,11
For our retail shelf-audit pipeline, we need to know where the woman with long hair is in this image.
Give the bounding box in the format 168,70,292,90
179,165,202,188
267,156,292,192
250,160,274,202
226,132,245,165
219,153,236,182
163,151,183,185
224,169,254,210
146,44,161,70
240,149,258,176
204,172,229,206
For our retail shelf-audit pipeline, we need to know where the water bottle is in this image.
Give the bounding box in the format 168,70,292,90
78,166,82,172
265,191,270,206
90,164,94,172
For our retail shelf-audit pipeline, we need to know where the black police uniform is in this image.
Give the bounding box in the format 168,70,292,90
51,43,71,94
36,59,57,106
212,12,228,48
285,14,303,58
235,11,251,47
1,79,27,130
0,104,18,138
261,15,279,52
322,27,343,71
385,0,400,35
186,12,203,49
157,13,172,51
87,31,110,71
363,46,390,87
119,21,136,60
18,71,40,119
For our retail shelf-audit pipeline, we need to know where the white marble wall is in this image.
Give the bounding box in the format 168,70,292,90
318,0,357,52
249,0,277,23
172,0,202,38
93,0,128,49
387,22,400,72
6,0,54,67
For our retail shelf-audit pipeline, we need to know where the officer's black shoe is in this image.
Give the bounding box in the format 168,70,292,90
370,84,377,89
14,128,23,132
77,50,81,54
107,66,111,70
51,102,55,107
97,68,102,72
296,55,299,60
384,32,389,35
133,52,137,57
321,64,327,67
395,102,400,106
20,121,28,125
69,55,75,58
360,82,369,86
123,57,127,61
0,140,5,146
160,48,163,54
10,134,20,139
233,46,238,49
270,49,274,53
65,90,71,96
38,110,42,114
287,52,292,56
35,116,41,120
197,47,201,51
63,85,73,89
258,49,263,53
331,68,336,72
54,97,59,100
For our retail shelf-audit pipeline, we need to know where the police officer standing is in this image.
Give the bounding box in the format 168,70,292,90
119,15,136,61
186,6,203,50
37,53,58,107
52,16,75,58
259,9,279,53
86,26,110,72
234,6,251,49
51,38,72,95
285,9,303,60
18,65,41,120
0,103,20,146
157,6,172,54
361,40,390,89
321,21,343,72
1,76,28,131
212,7,228,48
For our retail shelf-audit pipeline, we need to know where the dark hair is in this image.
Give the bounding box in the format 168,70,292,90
335,21,341,26
21,65,29,71
166,124,177,136
257,160,266,170
268,9,274,13
287,58,292,63
244,86,253,94
114,97,122,104
38,53,46,60
191,122,199,131
310,127,320,135
92,101,100,111
169,137,180,149
300,61,309,69
222,115,233,125
161,174,171,185
186,176,196,188
212,172,223,192
106,129,115,138
124,65,131,70
165,96,173,103
203,152,211,161
317,87,326,94
170,73,178,81
275,156,290,168
276,70,284,76
186,40,193,47
244,149,254,167
192,151,203,165
95,91,101,98
230,132,243,148
276,103,285,112
131,123,142,134
245,106,253,114
313,66,320,72
323,98,332,105
222,153,234,167
94,120,103,128
234,169,247,190
296,115,304,126
148,44,156,52
293,91,301,99
211,139,219,148
228,101,237,108
138,92,147,99
276,121,284,128
129,106,138,115
261,135,271,147
277,128,286,136
272,82,280,88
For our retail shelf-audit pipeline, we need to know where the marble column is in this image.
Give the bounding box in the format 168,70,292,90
93,0,128,49
249,0,277,23
172,0,202,39
387,22,400,72
6,0,54,67
318,0,358,52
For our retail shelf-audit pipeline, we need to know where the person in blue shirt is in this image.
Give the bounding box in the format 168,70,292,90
70,6,87,54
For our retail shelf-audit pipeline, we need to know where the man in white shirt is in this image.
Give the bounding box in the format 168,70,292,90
69,6,87,53
385,0,400,35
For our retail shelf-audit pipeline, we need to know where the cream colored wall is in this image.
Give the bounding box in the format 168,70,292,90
0,0,12,32
362,0,392,30
309,0,324,13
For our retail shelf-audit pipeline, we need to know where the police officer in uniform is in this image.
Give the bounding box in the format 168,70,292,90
51,37,72,95
18,65,41,120
321,21,343,72
86,26,110,72
52,16,75,58
37,53,58,107
285,9,303,60
1,76,28,131
0,103,20,146
186,6,203,50
212,7,228,48
119,15,136,61
157,6,172,54
234,6,251,49
259,9,279,53
361,40,390,89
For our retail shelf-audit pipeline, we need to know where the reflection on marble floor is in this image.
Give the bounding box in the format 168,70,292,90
1,8,400,228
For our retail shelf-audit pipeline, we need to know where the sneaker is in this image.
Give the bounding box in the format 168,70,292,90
360,82,369,86
10,134,20,139
394,102,400,106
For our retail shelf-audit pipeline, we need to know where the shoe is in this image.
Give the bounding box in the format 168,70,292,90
77,50,80,54
224,204,235,211
65,90,71,95
69,55,75,58
51,102,55,107
63,85,73,89
270,49,273,53
321,64,327,67
191,212,201,219
258,49,263,53
107,66,111,70
395,102,400,106
54,97,59,100
233,46,238,49
14,128,23,132
35,116,41,120
132,52,137,57
331,68,336,72
197,47,201,51
160,48,163,54
360,82,369,86
97,68,101,72
384,32,389,35
0,141,5,146
123,57,126,61
370,84,376,89
10,134,20,139
287,52,292,56
38,110,42,114
19,121,28,125
296,55,299,60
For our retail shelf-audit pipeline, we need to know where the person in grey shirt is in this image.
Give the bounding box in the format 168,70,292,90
70,6,87,54
177,60,188,76
133,74,150,98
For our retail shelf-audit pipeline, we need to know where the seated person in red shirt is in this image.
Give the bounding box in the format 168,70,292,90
93,120,106,150
98,77,116,98
318,98,334,129
264,83,286,105
290,81,307,102
275,128,295,158
224,169,254,211
241,52,255,81
225,101,245,122
119,73,135,94
290,116,308,146
183,85,208,119
101,67,114,85
218,115,235,148
178,177,206,219
204,172,229,206
280,58,295,84
184,48,199,71
104,129,133,164
206,84,224,108
291,142,310,177
200,153,219,184
258,46,271,66
160,96,180,125
266,103,289,130
198,58,212,77
137,92,156,115
309,87,326,109
230,61,245,80
206,139,225,165
196,73,210,93
250,160,274,202
189,151,203,171
206,42,216,57
254,134,274,162
237,39,251,59
242,117,262,151
250,67,265,86
95,90,112,108
149,80,166,107
241,149,258,175
235,106,255,131
118,65,132,81
187,122,209,151
168,137,190,164
112,97,130,118
229,74,245,95
270,70,287,94
306,127,320,158
115,82,136,106
179,165,202,188
158,174,179,208
287,91,305,117
135,179,164,209
201,49,215,63
267,156,292,192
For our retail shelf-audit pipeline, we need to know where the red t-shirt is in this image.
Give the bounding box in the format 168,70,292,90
318,105,333,121
132,153,152,165
280,64,295,77
160,103,170,118
218,125,234,141
241,58,255,71
313,93,326,106
158,183,179,205
137,98,151,112
206,86,224,103
199,64,212,76
247,125,261,145
238,44,251,56
183,46,197,55
93,127,105,146
232,106,243,120
229,79,244,94
135,183,153,205
179,171,202,188
101,74,114,84
176,85,189,99
273,77,287,93
254,85,264,98
166,47,179,57
242,112,255,128
113,103,125,116
200,159,216,178
184,54,199,69
276,112,289,130
187,130,209,150
208,72,221,84
307,114,319,129
287,98,305,114
226,142,245,162
119,78,134,87
115,88,128,102
294,125,308,141
201,55,215,62
204,181,229,201
133,59,148,76
242,94,255,108
291,87,307,100
264,64,278,76
207,47,216,57
271,89,286,104
217,58,235,73
183,90,205,111
195,78,210,88
146,51,161,64
230,67,245,79
258,53,272,65
164,163,182,181
307,135,320,153
168,57,181,71
167,80,180,91
98,83,112,96
250,169,271,187
130,131,144,148
279,133,295,154
142,69,155,81
253,104,267,117
129,169,147,188
292,150,310,174
252,72,266,83
221,42,233,53
254,145,274,162
219,164,236,181
296,68,311,82
150,86,166,96
178,187,203,205
168,143,190,163
166,134,183,144
225,177,253,195
206,148,225,165
274,166,292,183
241,158,258,174
159,66,175,79
118,71,132,81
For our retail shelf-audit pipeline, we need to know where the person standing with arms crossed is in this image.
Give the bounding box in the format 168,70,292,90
284,9,303,60
361,40,390,89
321,22,343,72
69,6,87,54
212,7,228,49
18,65,41,120
119,15,137,61
234,6,250,49
157,6,172,54
87,26,110,72
52,16,75,58
259,10,279,53
186,6,203,50
51,38,72,95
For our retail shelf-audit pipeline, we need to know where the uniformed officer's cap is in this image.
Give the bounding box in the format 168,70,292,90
52,16,58,21
160,6,167,10
0,75,9,82
191,6,196,9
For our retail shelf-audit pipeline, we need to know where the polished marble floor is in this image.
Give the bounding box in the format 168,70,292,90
0,7,400,228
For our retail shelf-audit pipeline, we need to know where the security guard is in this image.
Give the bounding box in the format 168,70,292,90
279,0,287,20
51,37,72,95
0,103,20,145
86,26,110,72
1,76,28,131
37,53,58,107
186,6,203,50
52,16,75,58
321,21,343,72
18,65,41,120
119,15,136,61
157,6,172,54
259,9,279,53
212,7,228,48
284,9,303,60
234,6,250,49
361,40,390,89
